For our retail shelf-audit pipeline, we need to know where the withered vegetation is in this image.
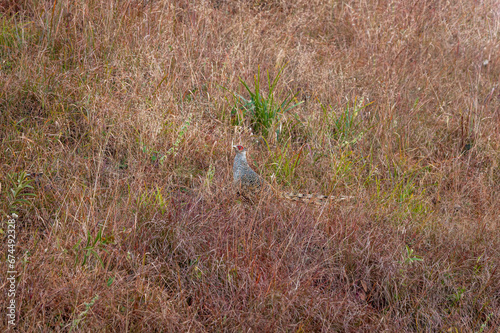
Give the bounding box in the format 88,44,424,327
1,0,499,331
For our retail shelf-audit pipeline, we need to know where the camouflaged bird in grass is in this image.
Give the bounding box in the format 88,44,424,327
232,145,353,205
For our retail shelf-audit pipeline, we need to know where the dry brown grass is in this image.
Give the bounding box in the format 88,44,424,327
1,0,499,331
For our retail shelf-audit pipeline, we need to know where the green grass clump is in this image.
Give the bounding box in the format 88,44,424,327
233,64,302,139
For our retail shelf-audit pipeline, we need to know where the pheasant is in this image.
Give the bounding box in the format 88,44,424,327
232,145,351,205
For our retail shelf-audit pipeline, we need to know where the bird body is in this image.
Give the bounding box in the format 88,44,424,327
232,145,270,203
232,146,263,190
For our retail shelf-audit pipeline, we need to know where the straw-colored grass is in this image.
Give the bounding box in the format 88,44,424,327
1,0,499,331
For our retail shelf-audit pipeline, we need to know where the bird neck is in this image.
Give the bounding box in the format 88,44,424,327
235,151,248,166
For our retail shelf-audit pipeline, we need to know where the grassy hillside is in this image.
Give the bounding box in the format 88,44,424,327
1,0,499,331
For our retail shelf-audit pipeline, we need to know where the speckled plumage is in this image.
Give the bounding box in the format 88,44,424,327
232,146,262,188
232,145,269,203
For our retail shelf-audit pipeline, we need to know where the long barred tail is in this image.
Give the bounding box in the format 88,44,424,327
280,192,354,205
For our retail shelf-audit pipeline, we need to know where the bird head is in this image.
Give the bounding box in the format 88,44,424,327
232,145,246,154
